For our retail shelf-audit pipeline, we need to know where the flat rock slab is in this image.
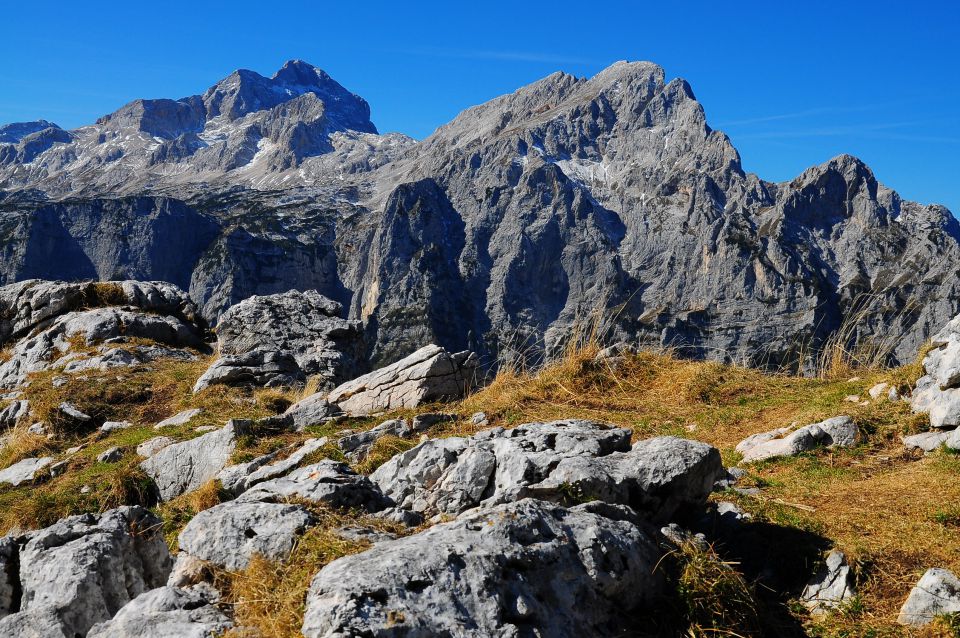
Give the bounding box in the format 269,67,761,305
327,344,478,416
0,456,54,486
0,506,171,637
88,586,232,638
898,567,960,626
140,420,247,501
155,408,202,429
372,420,722,522
736,416,859,463
283,393,340,430
217,437,328,496
301,498,664,638
178,501,314,571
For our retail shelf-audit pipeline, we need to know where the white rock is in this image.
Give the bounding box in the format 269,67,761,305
154,408,202,429
736,416,859,463
0,456,53,486
801,550,855,615
898,568,960,626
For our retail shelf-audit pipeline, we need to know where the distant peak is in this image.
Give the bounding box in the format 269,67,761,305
273,59,329,87
0,120,62,144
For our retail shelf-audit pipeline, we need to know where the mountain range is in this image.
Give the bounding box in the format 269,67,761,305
0,59,956,370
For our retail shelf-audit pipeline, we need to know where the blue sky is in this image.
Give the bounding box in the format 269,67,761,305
2,0,957,211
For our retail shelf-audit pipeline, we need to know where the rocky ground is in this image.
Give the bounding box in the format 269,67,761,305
0,280,958,637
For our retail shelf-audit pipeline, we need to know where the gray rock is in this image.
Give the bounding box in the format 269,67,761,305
736,416,860,463
0,400,30,428
178,501,314,570
371,420,722,522
137,436,176,458
868,382,890,400
801,550,855,615
214,289,366,389
57,402,91,424
898,567,960,626
327,344,478,416
192,349,303,393
217,437,328,496
0,457,54,486
0,536,17,616
903,430,956,453
87,586,231,638
140,420,247,500
155,408,202,429
337,418,409,459
282,393,341,431
0,506,171,637
99,420,132,433
97,447,122,463
301,499,665,638
238,460,392,512
26,422,46,435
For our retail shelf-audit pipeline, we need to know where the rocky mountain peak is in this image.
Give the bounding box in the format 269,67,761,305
0,120,61,144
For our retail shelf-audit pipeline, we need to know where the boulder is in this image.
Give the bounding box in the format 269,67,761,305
0,506,171,637
0,457,54,486
99,421,132,433
736,416,859,463
301,499,665,638
214,290,366,389
178,501,314,571
140,420,247,500
898,568,960,626
136,436,176,458
97,447,122,463
282,393,340,430
801,550,855,615
903,430,959,454
192,349,303,393
238,460,392,512
0,400,30,428
327,344,479,416
217,437,328,496
87,586,231,638
371,420,722,522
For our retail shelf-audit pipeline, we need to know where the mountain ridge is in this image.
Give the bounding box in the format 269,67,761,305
0,59,956,372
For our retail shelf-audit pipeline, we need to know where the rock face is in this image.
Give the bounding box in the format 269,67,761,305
0,61,957,369
192,349,303,393
0,506,171,637
301,498,665,638
913,315,960,429
87,586,232,638
326,344,479,416
140,420,247,500
372,420,722,522
237,460,392,511
736,416,859,463
898,568,960,626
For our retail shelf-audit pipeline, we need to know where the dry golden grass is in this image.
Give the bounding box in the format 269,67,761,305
220,507,409,638
0,426,54,468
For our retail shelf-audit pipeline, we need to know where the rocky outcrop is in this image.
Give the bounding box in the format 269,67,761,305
371,420,722,522
326,344,479,416
213,289,365,389
0,506,171,637
912,315,960,430
87,586,231,638
192,349,303,393
140,420,247,500
301,498,665,638
898,568,960,626
736,416,860,463
237,460,392,511
216,437,327,496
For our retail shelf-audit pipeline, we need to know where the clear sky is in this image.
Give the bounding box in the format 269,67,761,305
2,0,957,211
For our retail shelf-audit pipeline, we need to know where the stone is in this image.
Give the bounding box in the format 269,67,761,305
166,553,212,589
178,501,314,571
87,586,232,638
0,400,30,428
192,349,303,393
736,416,860,463
140,420,247,500
238,460,392,512
301,499,665,638
282,393,340,431
372,420,722,522
154,408,202,429
898,568,960,626
0,506,172,637
97,447,123,463
26,422,46,435
470,411,488,427
137,436,176,458
903,430,956,453
217,437,328,496
0,457,53,486
868,382,890,400
327,344,479,416
214,289,366,389
337,418,409,459
57,402,91,424
99,421,132,433
801,550,855,615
